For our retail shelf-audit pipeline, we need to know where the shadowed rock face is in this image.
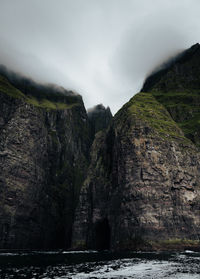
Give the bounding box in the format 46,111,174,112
0,74,90,249
72,44,200,251
1,44,200,251
142,43,200,93
87,104,112,140
142,43,200,147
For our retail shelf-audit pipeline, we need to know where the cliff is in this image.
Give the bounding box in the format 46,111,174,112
0,72,90,249
142,43,200,146
87,104,112,140
1,44,200,252
72,44,200,251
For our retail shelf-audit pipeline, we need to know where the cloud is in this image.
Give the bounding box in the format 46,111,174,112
111,22,186,86
0,0,200,113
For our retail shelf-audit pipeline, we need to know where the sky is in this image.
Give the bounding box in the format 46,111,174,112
0,0,200,114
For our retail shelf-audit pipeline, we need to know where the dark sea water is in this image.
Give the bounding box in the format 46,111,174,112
0,250,199,278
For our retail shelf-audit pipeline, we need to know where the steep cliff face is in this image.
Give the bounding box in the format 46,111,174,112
142,43,200,146
1,44,200,251
0,74,90,249
72,44,200,251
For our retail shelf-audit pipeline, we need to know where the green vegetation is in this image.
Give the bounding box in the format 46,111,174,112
0,75,79,110
73,240,87,249
115,236,200,251
151,90,200,146
116,92,190,142
0,75,25,99
159,238,200,245
115,88,200,146
152,90,200,108
149,238,200,251
178,115,200,138
26,97,78,110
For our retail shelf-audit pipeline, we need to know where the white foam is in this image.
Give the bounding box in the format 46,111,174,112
66,259,172,278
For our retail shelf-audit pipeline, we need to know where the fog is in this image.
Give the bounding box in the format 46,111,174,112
0,0,200,113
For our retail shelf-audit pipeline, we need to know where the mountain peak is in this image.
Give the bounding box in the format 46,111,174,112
87,104,112,139
87,104,111,114
142,43,200,92
190,42,200,49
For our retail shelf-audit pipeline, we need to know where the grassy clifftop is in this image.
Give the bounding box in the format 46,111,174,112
116,89,200,147
151,90,200,146
139,44,200,147
0,75,81,110
115,91,191,144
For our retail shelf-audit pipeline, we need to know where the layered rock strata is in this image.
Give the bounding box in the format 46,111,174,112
0,74,90,249
72,44,200,251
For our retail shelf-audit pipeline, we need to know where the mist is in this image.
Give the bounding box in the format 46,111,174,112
0,0,200,113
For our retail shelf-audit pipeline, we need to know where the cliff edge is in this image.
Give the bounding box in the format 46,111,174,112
72,44,200,251
0,72,90,249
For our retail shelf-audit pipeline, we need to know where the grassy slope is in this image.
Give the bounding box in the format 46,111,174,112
151,90,200,146
115,91,191,144
115,88,200,147
141,45,200,146
0,75,80,110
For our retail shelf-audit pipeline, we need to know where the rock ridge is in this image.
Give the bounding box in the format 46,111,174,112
72,44,200,251
1,44,200,251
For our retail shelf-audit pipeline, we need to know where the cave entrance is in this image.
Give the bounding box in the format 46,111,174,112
95,218,110,250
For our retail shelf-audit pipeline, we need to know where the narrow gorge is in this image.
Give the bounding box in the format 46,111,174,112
0,44,200,251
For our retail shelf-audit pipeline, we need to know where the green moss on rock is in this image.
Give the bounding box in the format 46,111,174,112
0,75,25,99
0,75,79,110
141,44,200,147
116,88,200,146
149,238,200,251
150,91,200,146
116,92,190,143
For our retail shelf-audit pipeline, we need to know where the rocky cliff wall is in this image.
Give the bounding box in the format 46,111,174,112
0,75,90,249
72,44,200,251
73,94,200,250
1,44,200,251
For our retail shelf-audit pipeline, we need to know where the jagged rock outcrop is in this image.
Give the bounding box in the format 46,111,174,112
0,73,90,249
1,44,200,251
87,104,112,140
72,44,200,251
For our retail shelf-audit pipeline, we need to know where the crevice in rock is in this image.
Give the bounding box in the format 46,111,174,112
94,218,110,250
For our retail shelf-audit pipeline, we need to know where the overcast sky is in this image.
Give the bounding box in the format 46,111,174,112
0,0,200,113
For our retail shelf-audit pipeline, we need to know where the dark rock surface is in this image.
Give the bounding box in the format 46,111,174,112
87,104,112,140
142,43,200,93
0,74,90,249
1,44,200,251
142,43,200,147
72,44,200,251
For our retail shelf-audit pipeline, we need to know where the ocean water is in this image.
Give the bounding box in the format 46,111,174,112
0,250,199,278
